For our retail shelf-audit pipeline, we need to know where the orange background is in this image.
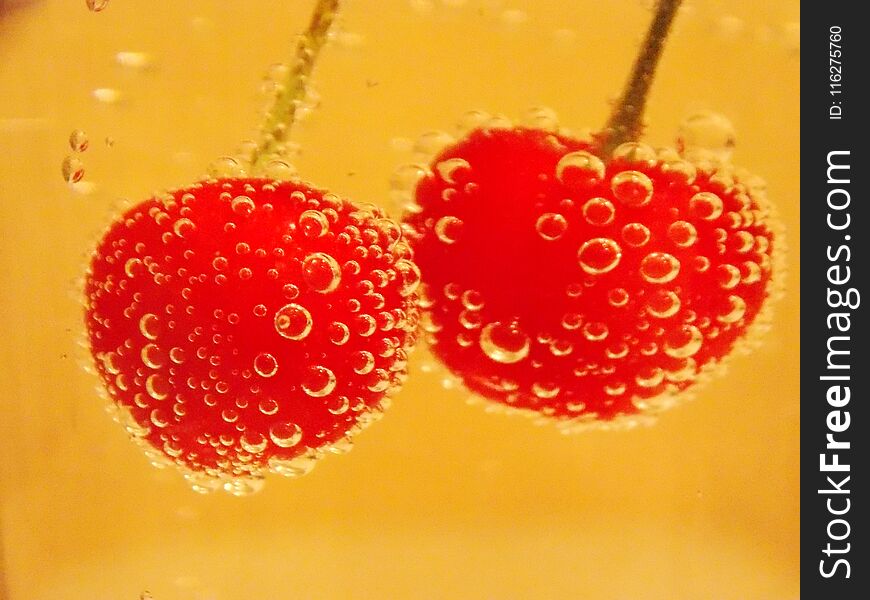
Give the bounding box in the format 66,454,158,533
0,1,799,598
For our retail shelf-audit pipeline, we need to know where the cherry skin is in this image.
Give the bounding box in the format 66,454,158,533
403,126,777,428
84,178,421,492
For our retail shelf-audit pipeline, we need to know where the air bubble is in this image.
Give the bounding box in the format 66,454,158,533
556,151,605,187
69,129,89,152
240,432,268,454
621,222,650,247
434,216,464,244
173,218,196,238
302,366,337,397
667,221,697,247
664,325,703,358
435,158,471,184
299,210,329,238
582,197,616,226
607,288,629,307
577,238,622,274
717,295,747,323
395,259,422,297
635,367,665,388
677,111,736,161
141,343,165,369
145,373,169,400
689,192,724,221
269,422,302,448
582,321,609,341
612,142,656,165
302,252,341,293
479,321,530,364
253,352,279,377
611,171,653,207
640,252,680,284
532,382,560,399
258,398,279,415
716,264,741,289
274,303,313,340
86,0,110,12
61,156,84,184
520,106,559,131
646,290,681,318
536,212,567,240
231,195,255,216
138,313,159,339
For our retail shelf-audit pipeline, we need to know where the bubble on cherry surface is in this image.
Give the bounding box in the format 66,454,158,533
577,238,622,274
274,303,313,340
479,322,530,364
677,110,737,162
535,212,567,240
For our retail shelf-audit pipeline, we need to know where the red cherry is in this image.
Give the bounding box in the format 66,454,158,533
84,178,420,492
403,126,778,428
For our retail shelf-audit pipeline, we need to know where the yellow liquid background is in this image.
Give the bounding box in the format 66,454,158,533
0,1,799,598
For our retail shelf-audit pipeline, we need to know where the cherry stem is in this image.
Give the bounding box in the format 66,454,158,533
249,0,341,172
598,0,682,159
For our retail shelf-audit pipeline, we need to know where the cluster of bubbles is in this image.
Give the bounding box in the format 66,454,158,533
86,179,421,494
399,107,783,431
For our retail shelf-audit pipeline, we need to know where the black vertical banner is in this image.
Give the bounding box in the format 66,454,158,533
802,3,868,597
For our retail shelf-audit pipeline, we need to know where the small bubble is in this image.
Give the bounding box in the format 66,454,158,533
141,343,166,369
240,432,268,454
621,222,651,247
667,221,697,247
61,156,84,184
677,111,736,161
209,156,244,178
532,381,560,399
716,264,741,289
258,398,279,415
328,322,350,345
69,129,89,152
299,210,329,238
535,212,567,240
577,238,622,274
689,192,724,221
582,197,616,226
556,151,605,187
611,170,653,207
435,158,471,184
607,288,629,307
635,366,665,388
640,252,680,284
173,218,196,238
582,321,609,341
302,366,337,397
231,195,255,216
86,0,110,12
115,51,152,70
145,373,169,400
612,142,656,165
92,88,121,104
169,347,187,364
269,422,303,448
302,252,341,293
395,259,422,297
717,294,747,323
352,351,376,375
274,303,312,340
434,216,464,244
664,325,703,358
479,321,530,364
646,290,681,318
520,106,559,131
124,257,143,278
253,352,279,378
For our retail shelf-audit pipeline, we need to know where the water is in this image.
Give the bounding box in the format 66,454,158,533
0,1,799,598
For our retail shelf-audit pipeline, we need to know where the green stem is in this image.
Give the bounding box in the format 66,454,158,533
249,0,341,172
598,0,682,159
